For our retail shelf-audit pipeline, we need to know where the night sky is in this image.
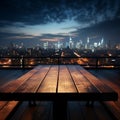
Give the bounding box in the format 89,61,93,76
0,0,120,47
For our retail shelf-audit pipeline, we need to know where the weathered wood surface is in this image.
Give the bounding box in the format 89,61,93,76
67,65,99,93
0,65,118,120
0,65,118,101
89,69,120,120
58,65,77,93
38,65,58,93
0,66,41,120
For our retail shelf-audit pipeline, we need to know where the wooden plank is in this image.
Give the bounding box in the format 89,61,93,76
0,101,19,120
0,70,28,86
67,65,99,93
104,101,120,120
0,101,8,110
15,65,50,93
58,65,77,93
76,65,116,93
90,69,120,119
0,65,42,92
0,66,45,120
38,65,58,93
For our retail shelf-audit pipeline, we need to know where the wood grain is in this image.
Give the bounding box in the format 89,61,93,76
58,65,77,93
38,65,58,93
67,65,99,93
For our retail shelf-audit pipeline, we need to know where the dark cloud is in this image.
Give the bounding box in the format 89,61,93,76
0,0,120,46
70,18,120,43
40,33,66,38
0,31,68,47
0,32,32,46
0,0,67,26
0,16,120,47
74,0,120,24
0,32,22,39
0,32,34,40
0,0,120,26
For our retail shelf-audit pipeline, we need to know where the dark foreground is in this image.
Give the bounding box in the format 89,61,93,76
0,68,120,120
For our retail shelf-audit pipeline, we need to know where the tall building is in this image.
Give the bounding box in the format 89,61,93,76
69,36,73,49
43,42,48,49
85,37,90,49
101,38,104,48
58,41,60,49
87,37,90,44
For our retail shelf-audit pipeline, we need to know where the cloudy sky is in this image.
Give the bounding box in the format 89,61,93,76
0,0,120,47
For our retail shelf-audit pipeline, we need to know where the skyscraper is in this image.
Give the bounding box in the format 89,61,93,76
69,36,73,49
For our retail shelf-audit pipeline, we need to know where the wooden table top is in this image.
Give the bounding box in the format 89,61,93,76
0,65,118,101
